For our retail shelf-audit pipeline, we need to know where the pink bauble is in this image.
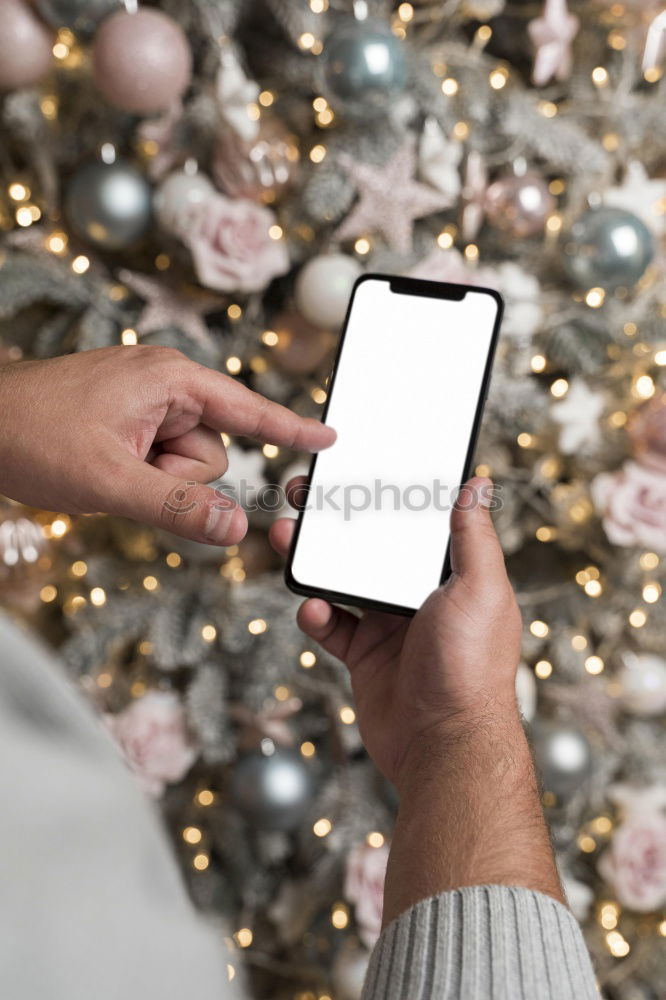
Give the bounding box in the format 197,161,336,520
484,173,555,238
92,8,192,114
0,0,53,92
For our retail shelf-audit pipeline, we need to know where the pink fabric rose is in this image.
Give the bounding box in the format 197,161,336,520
183,192,289,293
344,842,390,948
628,393,666,474
105,691,197,798
591,460,666,553
598,812,666,911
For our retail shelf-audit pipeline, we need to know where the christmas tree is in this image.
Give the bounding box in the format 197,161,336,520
1,0,665,997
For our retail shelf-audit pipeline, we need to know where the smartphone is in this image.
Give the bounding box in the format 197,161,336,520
285,273,502,616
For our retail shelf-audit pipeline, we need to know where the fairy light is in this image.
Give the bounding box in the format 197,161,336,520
634,374,655,399
311,387,327,404
197,789,214,806
530,620,549,638
268,224,283,240
300,650,316,668
550,378,569,398
623,321,637,336
97,672,112,688
654,349,666,365
248,618,267,635
600,903,619,929
90,587,106,608
226,356,242,374
235,928,253,948
49,517,70,538
441,78,459,96
227,965,235,982
262,444,279,459
202,624,217,642
602,133,619,151
300,741,316,758
121,328,138,345
166,552,181,568
298,31,316,50
40,585,58,603
629,609,647,628
464,243,479,261
331,903,349,929
577,833,596,853
538,101,558,118
549,179,565,195
274,685,290,701
15,206,34,227
40,95,58,119
8,182,29,201
609,410,627,428
70,560,87,578
659,920,666,937
316,107,335,126
475,463,491,477
259,90,274,107
138,640,153,655
535,660,552,679
183,826,203,844
546,213,562,234
437,230,454,249
606,930,630,957
313,818,332,837
309,0,328,10
572,635,588,650
531,354,547,373
246,102,260,121
489,66,509,90
644,66,662,83
584,579,603,597
452,121,469,140
354,237,371,255
143,575,159,591
366,831,385,848
592,66,609,87
640,552,659,571
608,30,625,50
643,582,661,603
585,287,605,308
536,526,556,542
476,24,492,43
585,655,604,675
517,432,534,447
398,2,413,20
193,853,209,871
131,680,146,698
72,255,90,274
339,706,356,724
591,816,613,835
309,144,327,163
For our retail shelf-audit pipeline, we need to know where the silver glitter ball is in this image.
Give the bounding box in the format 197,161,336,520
533,722,592,797
323,19,407,118
65,160,152,250
231,747,315,832
563,206,654,289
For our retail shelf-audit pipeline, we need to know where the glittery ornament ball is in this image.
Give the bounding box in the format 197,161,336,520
484,173,555,238
92,9,192,115
0,0,53,92
563,207,654,289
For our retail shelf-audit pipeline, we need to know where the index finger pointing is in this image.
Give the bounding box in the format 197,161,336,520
193,368,336,452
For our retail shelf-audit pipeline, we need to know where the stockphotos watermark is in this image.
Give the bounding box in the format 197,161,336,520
163,479,503,522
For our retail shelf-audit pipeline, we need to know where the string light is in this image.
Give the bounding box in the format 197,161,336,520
623,321,637,337
606,930,630,957
585,287,605,308
331,903,349,929
550,378,569,398
577,833,596,853
531,354,547,372
464,243,479,261
452,121,469,140
263,444,279,458
309,144,327,163
535,660,552,679
300,650,316,668
609,410,627,428
234,928,253,948
262,329,278,346
517,432,534,447
366,831,385,847
201,624,217,642
90,587,106,607
489,66,509,90
183,826,202,844
166,552,181,568
441,78,459,96
640,552,659,571
71,560,87,577
313,818,332,837
193,853,209,870
585,655,604,675
584,579,603,597
40,95,58,119
311,387,327,404
72,255,90,274
97,672,112,688
8,182,29,201
354,237,371,254
643,582,661,603
633,374,655,399
121,328,138,345
40,585,58,603
248,618,267,635
339,706,356,724
629,609,647,628
476,25,492,43
309,0,328,10
530,620,549,638
592,66,609,86
300,741,316,758
571,634,588,650
398,2,414,20
437,230,454,249
599,902,619,929
197,790,215,806
538,101,558,118
536,526,556,542
226,356,242,374
274,685,290,701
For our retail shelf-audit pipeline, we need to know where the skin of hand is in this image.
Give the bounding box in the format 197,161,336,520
0,346,335,546
270,477,566,922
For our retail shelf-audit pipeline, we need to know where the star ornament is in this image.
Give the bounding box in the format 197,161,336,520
551,378,604,455
118,269,225,348
333,139,452,255
528,0,579,87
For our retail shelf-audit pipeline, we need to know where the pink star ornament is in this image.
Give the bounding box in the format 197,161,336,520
528,0,580,86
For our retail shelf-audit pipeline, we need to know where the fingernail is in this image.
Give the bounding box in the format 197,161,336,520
204,498,235,542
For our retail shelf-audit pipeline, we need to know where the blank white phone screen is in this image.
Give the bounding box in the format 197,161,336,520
290,277,499,611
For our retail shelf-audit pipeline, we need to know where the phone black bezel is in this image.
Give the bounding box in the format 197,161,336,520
284,272,504,617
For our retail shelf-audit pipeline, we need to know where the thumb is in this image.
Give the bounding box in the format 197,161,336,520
104,455,248,545
448,477,506,585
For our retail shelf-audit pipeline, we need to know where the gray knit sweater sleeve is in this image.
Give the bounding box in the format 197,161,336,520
363,885,598,1000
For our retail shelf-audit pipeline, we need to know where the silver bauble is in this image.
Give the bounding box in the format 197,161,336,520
532,722,592,796
65,160,152,250
322,20,406,118
231,746,315,832
154,170,214,239
35,0,120,36
563,207,654,289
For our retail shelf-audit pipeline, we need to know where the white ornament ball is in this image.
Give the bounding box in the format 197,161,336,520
294,253,362,330
515,663,537,722
154,171,214,238
332,940,370,1000
618,652,666,716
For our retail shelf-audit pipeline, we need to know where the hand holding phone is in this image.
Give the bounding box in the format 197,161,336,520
285,274,502,614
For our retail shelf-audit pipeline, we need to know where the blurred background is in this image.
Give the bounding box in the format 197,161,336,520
0,0,665,997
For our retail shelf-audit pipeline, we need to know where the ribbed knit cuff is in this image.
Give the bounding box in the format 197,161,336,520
362,885,598,1000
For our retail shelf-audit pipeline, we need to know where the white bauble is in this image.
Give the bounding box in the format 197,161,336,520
332,940,370,1000
294,253,362,330
618,652,666,716
515,662,537,722
154,170,214,237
